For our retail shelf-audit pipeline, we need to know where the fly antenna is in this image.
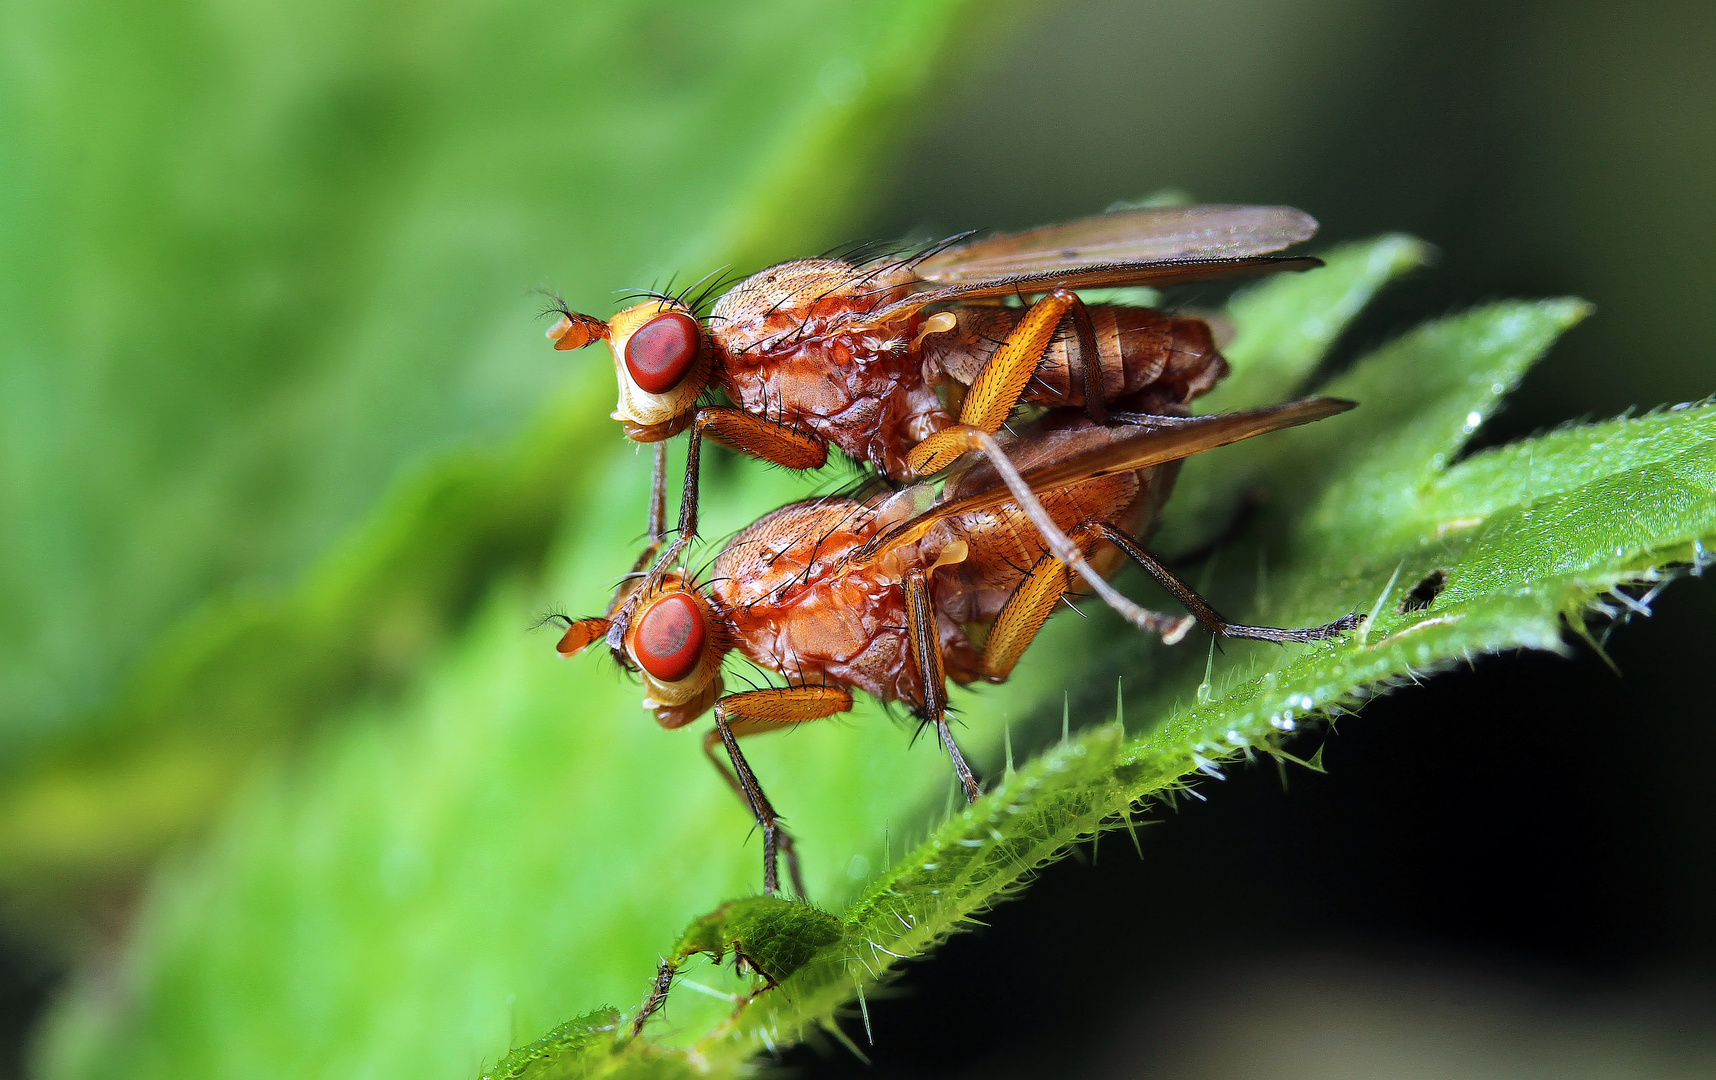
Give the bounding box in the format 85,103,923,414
540,291,609,350
531,611,573,632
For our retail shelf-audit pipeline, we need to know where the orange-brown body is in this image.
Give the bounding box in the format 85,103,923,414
927,303,1228,413
549,207,1319,613
705,424,1179,716
552,395,1359,898
706,259,1227,479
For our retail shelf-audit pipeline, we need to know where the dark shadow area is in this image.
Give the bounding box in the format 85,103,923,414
0,939,54,1080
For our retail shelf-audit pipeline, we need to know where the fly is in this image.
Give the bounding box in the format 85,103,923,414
546,204,1323,612
550,398,1361,896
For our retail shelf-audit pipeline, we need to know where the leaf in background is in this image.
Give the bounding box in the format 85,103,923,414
1212,232,1433,409
1156,233,1431,551
37,226,1714,1078
0,0,993,924
0,0,984,770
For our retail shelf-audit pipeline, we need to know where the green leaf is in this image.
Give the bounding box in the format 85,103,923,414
1211,232,1433,410
481,1009,628,1080
1295,299,1594,551
1158,233,1432,550
0,0,991,919
38,223,1716,1078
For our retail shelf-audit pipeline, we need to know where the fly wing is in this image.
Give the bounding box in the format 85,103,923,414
857,206,1320,318
914,205,1317,281
861,397,1354,558
896,255,1322,307
967,396,1355,505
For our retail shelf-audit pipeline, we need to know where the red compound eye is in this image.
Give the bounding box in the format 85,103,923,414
624,312,701,395
633,592,706,683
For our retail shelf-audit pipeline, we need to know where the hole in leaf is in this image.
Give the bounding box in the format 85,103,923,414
1400,569,1449,613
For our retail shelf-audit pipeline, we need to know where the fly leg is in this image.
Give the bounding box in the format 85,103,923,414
1065,294,1107,425
696,406,828,471
903,567,981,803
977,523,1194,682
549,443,675,657
633,410,828,609
676,411,827,564
632,932,781,1039
611,442,673,602
711,687,853,895
639,419,707,594
701,718,808,898
646,439,670,545
1076,521,1361,642
902,423,1200,640
907,288,1088,477
1103,411,1204,428
729,945,782,1000
895,289,1212,639
631,957,680,1038
978,520,1357,672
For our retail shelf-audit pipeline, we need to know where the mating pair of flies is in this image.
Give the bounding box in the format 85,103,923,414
545,204,1360,897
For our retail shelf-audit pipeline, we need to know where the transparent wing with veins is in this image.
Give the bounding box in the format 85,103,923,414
913,204,1319,282
885,204,1321,310
858,397,1356,563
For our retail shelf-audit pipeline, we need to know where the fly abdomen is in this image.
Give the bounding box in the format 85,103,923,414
924,304,1229,414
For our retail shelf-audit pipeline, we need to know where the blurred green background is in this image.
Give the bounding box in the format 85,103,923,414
2,0,1714,1076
